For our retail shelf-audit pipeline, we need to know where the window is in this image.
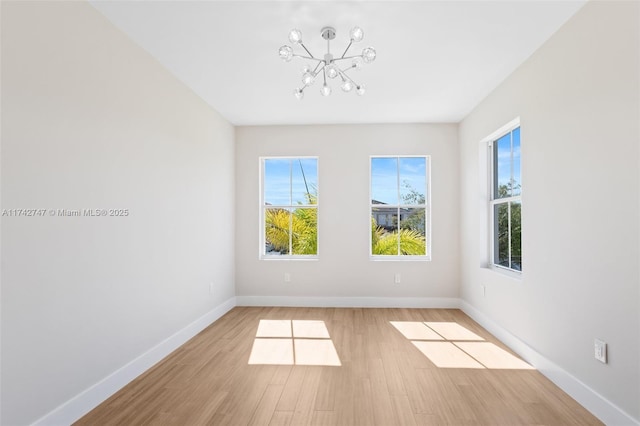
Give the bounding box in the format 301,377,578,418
489,125,521,271
370,156,429,258
261,157,318,258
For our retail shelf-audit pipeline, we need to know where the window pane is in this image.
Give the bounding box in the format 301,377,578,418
510,201,522,271
512,128,521,196
399,208,426,255
399,157,426,205
264,159,290,206
291,207,317,255
371,157,398,205
494,203,509,267
265,208,291,255
372,207,398,255
494,133,511,199
292,158,318,205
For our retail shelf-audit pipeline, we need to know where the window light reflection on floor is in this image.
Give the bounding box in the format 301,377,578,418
455,341,534,369
424,322,484,341
248,338,294,365
412,341,485,369
390,321,443,340
391,321,534,370
248,320,341,366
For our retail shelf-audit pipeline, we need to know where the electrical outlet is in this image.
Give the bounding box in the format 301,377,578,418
284,273,291,283
481,285,486,297
209,282,214,295
594,339,607,363
394,273,401,284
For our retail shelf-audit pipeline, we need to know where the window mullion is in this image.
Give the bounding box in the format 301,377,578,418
289,160,293,255
507,202,512,269
510,129,514,197
396,157,400,255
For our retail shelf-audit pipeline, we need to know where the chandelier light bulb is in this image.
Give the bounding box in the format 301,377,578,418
352,57,363,70
362,47,376,63
321,84,332,97
279,45,293,62
294,88,304,100
302,71,315,86
326,63,339,79
288,29,303,44
341,80,353,92
350,26,364,42
356,85,365,96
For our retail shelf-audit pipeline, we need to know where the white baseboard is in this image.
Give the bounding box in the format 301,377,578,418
31,297,236,426
459,300,639,426
236,295,460,309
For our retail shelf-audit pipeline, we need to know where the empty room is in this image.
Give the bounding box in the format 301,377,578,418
1,0,639,425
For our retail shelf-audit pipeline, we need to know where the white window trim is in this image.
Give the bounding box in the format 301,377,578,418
259,156,319,260
484,118,522,274
369,155,431,261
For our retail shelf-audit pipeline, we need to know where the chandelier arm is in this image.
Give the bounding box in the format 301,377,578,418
312,62,323,75
339,69,357,85
293,54,321,61
299,42,315,59
340,61,360,74
340,40,353,59
333,55,363,62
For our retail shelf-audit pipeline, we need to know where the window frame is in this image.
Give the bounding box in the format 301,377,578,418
259,156,319,260
487,119,522,273
369,155,431,261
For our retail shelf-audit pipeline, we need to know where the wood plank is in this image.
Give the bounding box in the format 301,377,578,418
249,384,285,426
276,366,306,411
391,395,418,426
290,367,323,425
269,411,294,426
367,357,397,425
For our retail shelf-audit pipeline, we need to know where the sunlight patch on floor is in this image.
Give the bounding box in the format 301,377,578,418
412,341,485,369
249,320,341,366
248,338,293,365
293,320,330,338
390,321,444,340
256,320,292,338
454,342,535,370
390,320,534,370
424,322,484,341
295,339,341,366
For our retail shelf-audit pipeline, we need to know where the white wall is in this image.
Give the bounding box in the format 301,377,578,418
235,124,459,303
459,1,639,422
1,2,235,424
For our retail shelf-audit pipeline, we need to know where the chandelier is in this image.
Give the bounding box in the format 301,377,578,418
278,26,376,99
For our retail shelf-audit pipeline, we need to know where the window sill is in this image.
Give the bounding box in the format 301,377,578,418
370,255,431,262
260,255,319,261
485,264,523,281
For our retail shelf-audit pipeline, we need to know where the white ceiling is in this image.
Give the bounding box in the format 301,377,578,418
89,1,585,126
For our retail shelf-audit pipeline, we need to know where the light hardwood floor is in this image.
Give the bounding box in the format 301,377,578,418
75,307,602,425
